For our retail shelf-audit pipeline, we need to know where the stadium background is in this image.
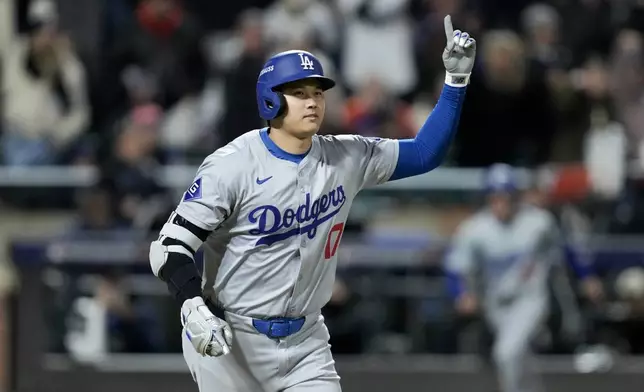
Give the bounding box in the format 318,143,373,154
2,0,644,391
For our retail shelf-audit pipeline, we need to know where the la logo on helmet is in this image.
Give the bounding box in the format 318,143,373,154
298,53,315,70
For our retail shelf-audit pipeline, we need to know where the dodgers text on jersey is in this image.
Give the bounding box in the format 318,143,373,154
248,185,346,247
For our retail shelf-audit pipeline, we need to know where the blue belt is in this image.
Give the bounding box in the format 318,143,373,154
206,300,305,339
252,317,306,339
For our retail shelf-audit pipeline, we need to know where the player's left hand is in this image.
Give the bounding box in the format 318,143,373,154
455,292,478,315
581,276,604,304
442,15,476,87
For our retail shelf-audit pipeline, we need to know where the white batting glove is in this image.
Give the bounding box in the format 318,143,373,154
442,15,477,87
181,297,233,357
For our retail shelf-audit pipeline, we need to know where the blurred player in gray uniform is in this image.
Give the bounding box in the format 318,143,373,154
149,15,476,392
445,164,602,392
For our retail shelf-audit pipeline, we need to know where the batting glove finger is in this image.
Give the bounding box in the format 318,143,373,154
208,323,232,356
223,324,233,347
442,14,477,86
458,32,469,48
444,15,455,52
206,333,227,356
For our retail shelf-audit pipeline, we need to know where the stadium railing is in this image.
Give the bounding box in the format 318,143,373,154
0,165,530,189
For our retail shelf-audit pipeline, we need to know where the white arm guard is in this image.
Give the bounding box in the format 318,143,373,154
149,212,211,304
149,211,208,277
149,240,195,277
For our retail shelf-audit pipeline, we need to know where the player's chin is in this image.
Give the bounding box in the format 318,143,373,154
298,119,321,136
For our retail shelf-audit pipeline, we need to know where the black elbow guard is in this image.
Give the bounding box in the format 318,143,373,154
158,252,203,305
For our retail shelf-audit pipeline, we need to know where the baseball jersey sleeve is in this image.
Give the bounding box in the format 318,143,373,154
444,219,479,297
175,155,237,231
338,135,399,190
445,220,479,276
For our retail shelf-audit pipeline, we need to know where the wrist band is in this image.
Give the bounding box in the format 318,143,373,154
445,72,470,87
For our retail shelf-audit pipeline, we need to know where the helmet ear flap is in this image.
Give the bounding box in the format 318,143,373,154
275,92,287,118
258,88,287,120
257,88,280,120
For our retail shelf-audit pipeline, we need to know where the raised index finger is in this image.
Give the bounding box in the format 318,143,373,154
444,15,454,43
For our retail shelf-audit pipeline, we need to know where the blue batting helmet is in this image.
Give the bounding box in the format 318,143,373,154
484,163,518,193
256,50,336,121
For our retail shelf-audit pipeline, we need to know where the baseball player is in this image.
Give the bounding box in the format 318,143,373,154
149,15,475,392
445,163,601,392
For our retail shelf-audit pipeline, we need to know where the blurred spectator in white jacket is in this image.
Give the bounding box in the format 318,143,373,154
0,0,16,57
338,0,417,98
263,0,340,54
1,0,89,166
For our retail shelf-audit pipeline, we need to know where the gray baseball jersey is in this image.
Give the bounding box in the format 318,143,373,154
176,128,398,318
446,204,562,307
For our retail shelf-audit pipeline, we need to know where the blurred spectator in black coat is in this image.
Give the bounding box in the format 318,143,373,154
454,30,557,167
103,104,172,231
218,9,267,145
95,271,163,353
67,183,131,237
324,278,376,354
99,0,207,124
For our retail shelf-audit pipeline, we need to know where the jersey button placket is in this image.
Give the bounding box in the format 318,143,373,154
298,170,309,248
291,169,309,316
290,168,308,323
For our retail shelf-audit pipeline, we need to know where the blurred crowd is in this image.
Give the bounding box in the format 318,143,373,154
3,0,644,360
2,0,644,226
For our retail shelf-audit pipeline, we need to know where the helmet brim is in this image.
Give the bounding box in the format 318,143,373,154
273,75,336,92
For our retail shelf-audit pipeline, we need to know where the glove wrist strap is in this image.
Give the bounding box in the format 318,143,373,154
445,72,470,87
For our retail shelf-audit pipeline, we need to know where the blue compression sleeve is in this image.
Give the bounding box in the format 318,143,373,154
390,84,467,181
445,271,465,298
564,245,593,279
